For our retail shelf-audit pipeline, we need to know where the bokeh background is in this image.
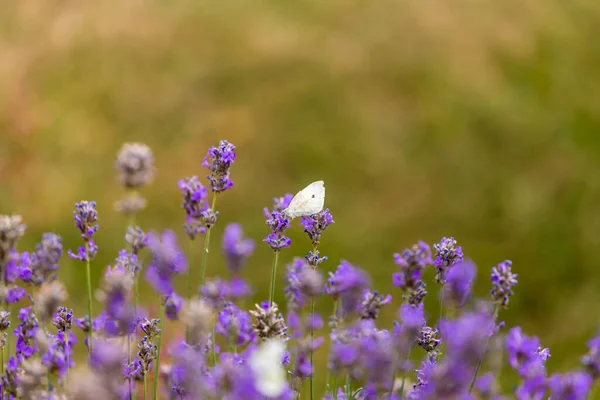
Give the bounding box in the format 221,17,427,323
2,0,600,395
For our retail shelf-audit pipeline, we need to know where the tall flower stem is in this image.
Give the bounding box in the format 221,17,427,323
126,214,135,400
309,244,318,400
186,240,195,344
327,299,339,395
438,289,444,327
399,346,413,400
85,242,93,355
153,299,165,400
199,194,217,290
469,305,500,393
143,373,147,400
268,251,280,305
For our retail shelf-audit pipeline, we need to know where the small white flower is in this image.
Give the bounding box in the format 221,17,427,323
249,338,288,397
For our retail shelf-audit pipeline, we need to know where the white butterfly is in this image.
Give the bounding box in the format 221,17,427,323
282,180,325,219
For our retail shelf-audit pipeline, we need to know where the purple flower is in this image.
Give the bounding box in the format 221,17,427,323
226,277,252,299
15,306,39,360
506,327,550,378
548,372,592,400
264,211,291,251
222,223,255,274
201,278,227,309
52,306,73,332
145,230,188,296
393,242,432,306
1,356,20,397
216,302,255,348
393,241,432,290
126,336,157,381
418,359,473,399
101,266,135,336
72,201,99,241
89,338,128,399
439,311,495,367
40,330,77,378
26,233,63,286
288,314,324,383
169,342,208,399
417,326,442,358
285,258,324,311
263,195,294,218
179,176,208,219
329,320,394,395
202,140,236,193
165,292,184,320
490,260,518,307
325,261,370,318
300,209,334,246
443,260,476,309
516,372,547,400
360,289,392,320
582,333,600,378
433,237,463,283
68,240,98,262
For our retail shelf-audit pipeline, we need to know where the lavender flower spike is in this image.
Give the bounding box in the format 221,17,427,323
433,236,463,283
490,260,518,307
0,215,26,265
222,223,255,275
202,140,236,193
443,259,476,310
300,208,334,247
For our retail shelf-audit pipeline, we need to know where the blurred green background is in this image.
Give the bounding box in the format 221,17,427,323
2,0,600,394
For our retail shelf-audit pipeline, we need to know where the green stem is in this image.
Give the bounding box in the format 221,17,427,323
1,342,4,399
309,245,318,400
199,194,218,290
469,305,500,393
186,240,195,344
85,242,93,356
345,375,351,398
310,297,316,400
153,299,165,400
212,324,217,367
268,251,280,306
399,346,412,399
126,214,135,400
144,373,147,400
438,289,444,324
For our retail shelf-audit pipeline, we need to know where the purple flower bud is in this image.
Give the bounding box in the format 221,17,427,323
179,176,213,239
202,140,236,193
506,327,550,378
216,302,255,348
582,333,600,379
433,237,463,283
26,233,62,286
360,289,392,321
443,259,476,309
300,209,334,247
222,223,255,275
165,292,184,321
72,201,99,241
145,230,187,296
548,372,592,400
264,211,291,251
490,260,518,307
326,261,370,318
285,258,324,312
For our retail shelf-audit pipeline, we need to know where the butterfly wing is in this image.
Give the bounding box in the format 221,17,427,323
284,180,325,219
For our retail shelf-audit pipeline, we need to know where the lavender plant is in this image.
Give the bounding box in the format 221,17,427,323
0,139,597,400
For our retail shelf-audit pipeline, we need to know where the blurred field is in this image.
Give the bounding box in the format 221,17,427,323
2,0,600,394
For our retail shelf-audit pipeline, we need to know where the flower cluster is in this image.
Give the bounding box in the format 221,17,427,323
0,140,595,400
